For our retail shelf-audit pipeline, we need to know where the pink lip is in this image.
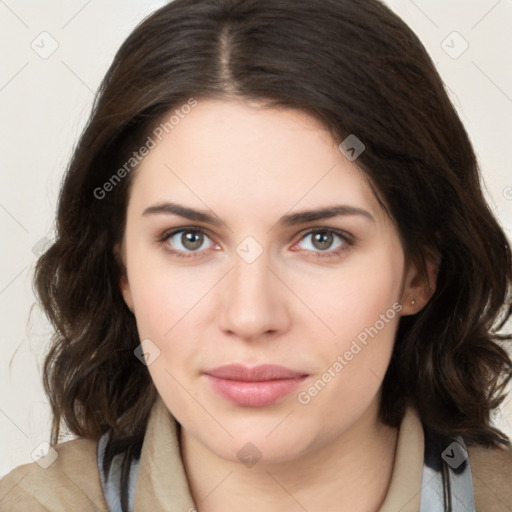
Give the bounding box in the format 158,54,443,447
204,364,308,407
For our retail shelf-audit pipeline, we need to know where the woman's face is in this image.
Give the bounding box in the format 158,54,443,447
119,98,422,464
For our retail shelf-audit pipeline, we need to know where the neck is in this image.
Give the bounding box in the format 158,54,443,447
180,397,399,512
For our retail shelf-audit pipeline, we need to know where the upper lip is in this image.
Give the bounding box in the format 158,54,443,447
204,364,307,381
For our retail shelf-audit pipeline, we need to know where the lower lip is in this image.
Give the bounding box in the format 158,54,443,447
205,375,307,407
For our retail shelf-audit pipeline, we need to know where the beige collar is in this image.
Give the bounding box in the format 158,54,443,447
134,396,424,511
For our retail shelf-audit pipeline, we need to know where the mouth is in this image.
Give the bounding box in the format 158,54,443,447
203,364,309,407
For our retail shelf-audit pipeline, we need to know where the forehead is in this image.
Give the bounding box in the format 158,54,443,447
127,98,386,227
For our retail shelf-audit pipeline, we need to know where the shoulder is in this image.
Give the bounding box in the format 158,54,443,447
467,442,512,512
0,437,108,512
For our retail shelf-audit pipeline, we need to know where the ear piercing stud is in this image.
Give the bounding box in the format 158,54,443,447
411,300,416,305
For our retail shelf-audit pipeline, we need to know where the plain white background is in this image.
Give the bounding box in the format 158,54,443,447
0,0,511,477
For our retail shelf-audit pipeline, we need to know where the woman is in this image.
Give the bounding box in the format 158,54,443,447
1,0,511,510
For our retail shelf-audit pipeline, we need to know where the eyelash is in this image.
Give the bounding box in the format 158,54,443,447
157,226,355,260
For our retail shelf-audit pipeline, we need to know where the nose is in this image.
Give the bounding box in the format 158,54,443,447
218,250,291,341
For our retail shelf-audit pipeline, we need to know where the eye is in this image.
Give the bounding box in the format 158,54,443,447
159,227,216,258
293,228,353,258
158,226,354,260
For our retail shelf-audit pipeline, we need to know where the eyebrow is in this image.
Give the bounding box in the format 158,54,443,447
142,201,375,227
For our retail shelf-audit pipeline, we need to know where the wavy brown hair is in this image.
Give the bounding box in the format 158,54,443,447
35,0,512,481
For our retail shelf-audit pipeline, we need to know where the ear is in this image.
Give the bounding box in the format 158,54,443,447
120,275,134,313
400,252,439,316
114,242,134,313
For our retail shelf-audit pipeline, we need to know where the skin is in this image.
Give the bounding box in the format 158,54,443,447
119,98,436,512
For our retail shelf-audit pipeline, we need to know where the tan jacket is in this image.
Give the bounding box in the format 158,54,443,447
1,395,511,511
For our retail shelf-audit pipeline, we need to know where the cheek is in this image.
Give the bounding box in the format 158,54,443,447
300,307,399,429
297,245,404,349
295,244,403,408
127,246,210,338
